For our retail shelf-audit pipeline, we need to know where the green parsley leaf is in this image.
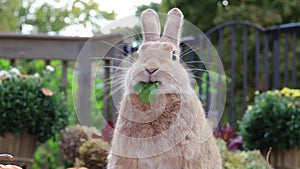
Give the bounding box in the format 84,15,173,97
133,81,158,104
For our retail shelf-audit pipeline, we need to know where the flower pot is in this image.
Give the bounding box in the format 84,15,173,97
0,133,37,169
267,147,300,169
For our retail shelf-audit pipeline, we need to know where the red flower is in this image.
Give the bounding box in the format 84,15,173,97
214,124,243,151
101,120,114,143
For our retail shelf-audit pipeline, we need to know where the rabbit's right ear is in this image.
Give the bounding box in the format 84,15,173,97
162,8,183,46
141,9,161,42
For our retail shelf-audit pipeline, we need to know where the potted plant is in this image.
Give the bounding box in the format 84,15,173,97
60,124,111,169
216,139,270,169
59,124,102,168
214,123,243,151
0,68,69,168
239,88,300,168
78,138,110,169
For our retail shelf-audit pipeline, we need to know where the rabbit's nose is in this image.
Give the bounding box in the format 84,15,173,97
145,68,158,75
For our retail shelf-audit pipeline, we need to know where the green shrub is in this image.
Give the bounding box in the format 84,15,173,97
59,125,101,164
0,69,69,143
33,137,65,169
217,139,269,169
239,88,300,151
79,139,110,169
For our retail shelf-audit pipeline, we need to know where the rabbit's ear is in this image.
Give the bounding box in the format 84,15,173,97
162,8,183,46
141,9,161,42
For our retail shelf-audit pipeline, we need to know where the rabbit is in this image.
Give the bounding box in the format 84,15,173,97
107,8,222,169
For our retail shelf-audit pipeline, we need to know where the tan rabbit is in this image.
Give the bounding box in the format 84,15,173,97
107,8,222,169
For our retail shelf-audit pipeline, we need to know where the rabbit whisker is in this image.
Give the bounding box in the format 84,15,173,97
183,61,216,65
101,41,127,54
189,68,219,74
180,47,200,57
104,57,135,65
103,65,130,71
189,76,217,87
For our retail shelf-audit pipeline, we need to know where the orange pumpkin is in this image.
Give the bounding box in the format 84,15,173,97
0,154,22,169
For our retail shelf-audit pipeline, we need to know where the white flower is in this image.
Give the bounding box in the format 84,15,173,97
0,70,11,78
34,73,40,78
46,65,55,72
9,67,20,75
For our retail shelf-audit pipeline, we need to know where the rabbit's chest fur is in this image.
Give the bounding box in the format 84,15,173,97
108,93,222,169
118,93,181,138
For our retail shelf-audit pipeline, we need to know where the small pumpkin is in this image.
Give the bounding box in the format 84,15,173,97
0,154,22,169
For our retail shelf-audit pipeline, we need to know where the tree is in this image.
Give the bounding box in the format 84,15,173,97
159,0,220,32
135,2,160,16
0,0,22,32
0,0,116,34
214,0,300,26
159,0,300,32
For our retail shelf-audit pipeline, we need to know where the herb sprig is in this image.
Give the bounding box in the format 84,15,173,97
134,81,159,104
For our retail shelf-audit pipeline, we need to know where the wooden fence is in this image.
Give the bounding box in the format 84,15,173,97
0,33,124,126
181,21,300,126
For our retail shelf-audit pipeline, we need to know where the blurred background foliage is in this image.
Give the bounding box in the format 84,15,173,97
3,0,299,35
158,0,300,32
0,0,115,34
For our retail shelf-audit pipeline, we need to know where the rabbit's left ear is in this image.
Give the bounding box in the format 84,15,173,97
141,9,161,42
162,8,183,46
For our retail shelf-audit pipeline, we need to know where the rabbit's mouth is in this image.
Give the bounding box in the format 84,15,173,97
127,68,179,95
134,74,171,89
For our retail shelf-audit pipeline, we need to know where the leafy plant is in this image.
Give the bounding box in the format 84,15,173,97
0,68,69,143
134,81,158,104
216,139,269,169
214,124,243,151
78,139,110,169
59,125,101,164
0,0,116,34
239,88,300,151
33,137,65,169
0,60,78,125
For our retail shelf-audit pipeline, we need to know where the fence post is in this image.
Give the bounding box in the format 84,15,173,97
272,30,280,89
77,46,92,126
103,59,111,121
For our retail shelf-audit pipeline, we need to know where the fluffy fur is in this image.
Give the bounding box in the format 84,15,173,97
108,8,222,169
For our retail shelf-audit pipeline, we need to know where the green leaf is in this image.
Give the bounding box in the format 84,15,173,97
134,82,158,104
133,82,144,93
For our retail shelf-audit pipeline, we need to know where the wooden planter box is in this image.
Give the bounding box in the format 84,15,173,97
268,147,300,169
0,133,37,169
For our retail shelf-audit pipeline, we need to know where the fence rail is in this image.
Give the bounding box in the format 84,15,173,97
181,21,299,126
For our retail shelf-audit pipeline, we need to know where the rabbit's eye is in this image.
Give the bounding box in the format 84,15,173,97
172,54,176,61
171,51,176,61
